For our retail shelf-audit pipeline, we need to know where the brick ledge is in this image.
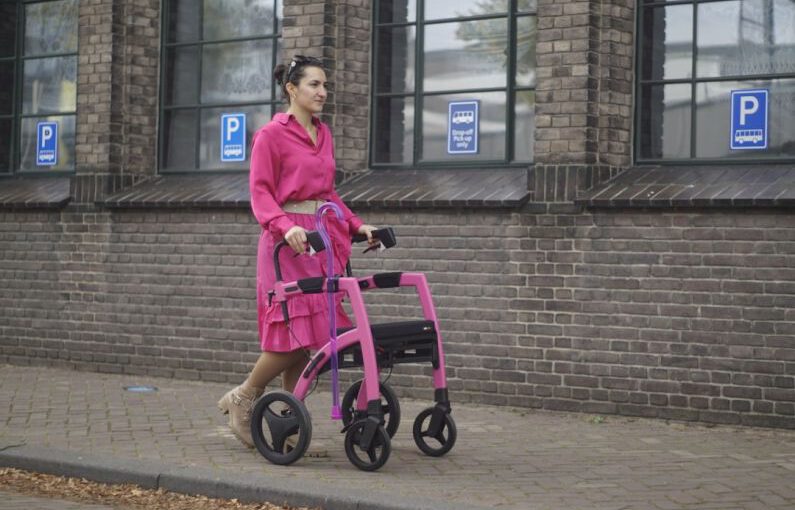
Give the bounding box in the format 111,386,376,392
100,169,531,210
0,177,71,209
576,165,795,208
337,169,530,209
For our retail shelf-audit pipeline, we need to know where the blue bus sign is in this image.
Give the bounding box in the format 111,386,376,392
730,89,768,150
221,113,246,162
36,121,58,166
448,101,479,154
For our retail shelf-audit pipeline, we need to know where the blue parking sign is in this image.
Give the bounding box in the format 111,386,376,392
221,113,246,162
730,89,768,150
36,121,58,166
448,101,479,154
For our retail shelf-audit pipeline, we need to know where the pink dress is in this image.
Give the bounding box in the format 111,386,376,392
250,112,364,352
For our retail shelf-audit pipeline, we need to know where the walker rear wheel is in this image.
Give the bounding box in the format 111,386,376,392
341,380,401,438
250,390,312,466
412,406,456,457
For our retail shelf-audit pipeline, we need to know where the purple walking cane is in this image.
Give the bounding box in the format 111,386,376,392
314,202,344,419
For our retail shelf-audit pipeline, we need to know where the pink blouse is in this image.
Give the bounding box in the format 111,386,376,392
249,112,363,237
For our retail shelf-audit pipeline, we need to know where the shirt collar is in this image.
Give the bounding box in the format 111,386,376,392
274,112,321,126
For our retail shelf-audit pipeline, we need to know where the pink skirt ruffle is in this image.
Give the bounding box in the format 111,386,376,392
257,211,353,352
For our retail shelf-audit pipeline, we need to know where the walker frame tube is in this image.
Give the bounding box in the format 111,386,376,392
272,272,448,409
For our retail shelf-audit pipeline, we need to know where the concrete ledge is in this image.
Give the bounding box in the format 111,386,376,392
0,444,488,510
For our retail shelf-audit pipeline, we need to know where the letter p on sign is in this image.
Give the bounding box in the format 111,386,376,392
740,96,759,125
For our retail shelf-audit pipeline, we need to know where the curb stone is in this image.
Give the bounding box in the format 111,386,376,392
0,444,492,510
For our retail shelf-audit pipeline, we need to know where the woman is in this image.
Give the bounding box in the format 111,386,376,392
218,55,377,448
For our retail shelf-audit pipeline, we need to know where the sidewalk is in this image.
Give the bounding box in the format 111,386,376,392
1,364,795,510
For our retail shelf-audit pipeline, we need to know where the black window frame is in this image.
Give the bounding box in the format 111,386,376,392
0,0,79,176
635,0,795,165
369,0,537,170
158,0,283,174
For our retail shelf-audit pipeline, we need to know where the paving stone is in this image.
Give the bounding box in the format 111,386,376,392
1,364,795,510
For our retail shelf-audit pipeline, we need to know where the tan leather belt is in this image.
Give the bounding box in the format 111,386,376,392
282,199,326,214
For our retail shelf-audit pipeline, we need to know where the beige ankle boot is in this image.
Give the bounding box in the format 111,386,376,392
217,385,264,448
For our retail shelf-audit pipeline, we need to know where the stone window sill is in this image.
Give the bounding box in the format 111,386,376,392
100,169,531,210
100,173,250,209
0,177,71,209
337,168,530,209
576,164,795,209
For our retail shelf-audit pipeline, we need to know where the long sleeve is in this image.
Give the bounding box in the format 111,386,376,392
249,129,295,237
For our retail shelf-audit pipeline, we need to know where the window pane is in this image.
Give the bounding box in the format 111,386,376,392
164,46,199,106
19,115,75,171
24,0,78,55
697,0,795,78
424,19,508,93
203,0,275,40
378,0,416,24
0,3,17,57
373,96,414,164
421,92,505,161
425,0,507,20
167,0,200,42
695,79,795,158
0,119,11,172
0,61,13,114
201,40,273,104
517,0,537,13
639,83,691,159
162,109,197,170
199,105,272,170
22,56,77,114
376,26,415,94
516,15,536,87
641,4,692,81
514,90,534,162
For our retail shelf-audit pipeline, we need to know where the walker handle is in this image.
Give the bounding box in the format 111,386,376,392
352,227,397,249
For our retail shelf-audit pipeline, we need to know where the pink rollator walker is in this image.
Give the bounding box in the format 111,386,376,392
249,204,456,471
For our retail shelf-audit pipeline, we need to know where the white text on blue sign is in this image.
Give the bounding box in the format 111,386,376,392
37,122,58,166
448,101,479,155
221,113,246,162
730,89,768,150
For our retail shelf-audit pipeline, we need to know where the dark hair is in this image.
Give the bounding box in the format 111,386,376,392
273,55,325,102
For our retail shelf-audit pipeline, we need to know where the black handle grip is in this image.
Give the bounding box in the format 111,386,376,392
306,231,326,253
352,227,397,249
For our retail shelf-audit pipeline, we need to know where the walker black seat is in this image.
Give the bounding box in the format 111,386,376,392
319,320,439,373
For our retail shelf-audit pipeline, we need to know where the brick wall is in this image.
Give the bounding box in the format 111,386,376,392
3,0,794,430
2,206,794,428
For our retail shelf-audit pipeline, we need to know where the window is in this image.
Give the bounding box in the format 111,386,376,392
160,0,282,172
371,0,537,167
0,0,78,174
637,0,795,163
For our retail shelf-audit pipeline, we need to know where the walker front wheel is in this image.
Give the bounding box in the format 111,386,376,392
250,390,312,466
341,380,401,438
344,421,391,472
412,406,456,457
